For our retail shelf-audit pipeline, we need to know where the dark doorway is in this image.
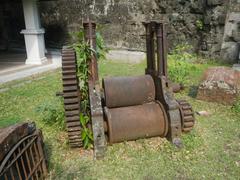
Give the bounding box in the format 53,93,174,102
0,1,25,51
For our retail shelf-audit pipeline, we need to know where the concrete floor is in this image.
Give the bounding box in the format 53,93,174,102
0,51,33,75
0,49,146,84
0,50,61,84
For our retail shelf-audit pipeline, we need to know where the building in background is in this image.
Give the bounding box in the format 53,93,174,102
0,0,239,65
0,0,55,65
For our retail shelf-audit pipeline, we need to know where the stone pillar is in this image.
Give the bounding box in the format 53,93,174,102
21,0,47,65
220,12,239,63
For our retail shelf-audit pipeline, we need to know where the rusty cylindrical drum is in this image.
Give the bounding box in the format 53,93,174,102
103,75,155,108
104,101,168,144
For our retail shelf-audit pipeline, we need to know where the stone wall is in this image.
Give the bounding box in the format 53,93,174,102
220,0,240,63
39,0,240,63
221,12,240,63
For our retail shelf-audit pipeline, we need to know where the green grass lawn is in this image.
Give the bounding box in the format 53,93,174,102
0,59,239,179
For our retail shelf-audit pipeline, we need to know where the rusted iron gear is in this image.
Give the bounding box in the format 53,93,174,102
61,47,82,148
177,100,195,132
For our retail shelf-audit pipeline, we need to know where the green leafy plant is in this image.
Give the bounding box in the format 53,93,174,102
196,19,204,30
168,44,196,84
71,28,108,149
232,98,240,113
170,43,195,62
96,32,108,60
80,114,93,149
35,99,65,130
168,59,195,84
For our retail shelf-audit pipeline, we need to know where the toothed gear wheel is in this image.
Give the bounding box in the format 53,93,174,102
62,47,82,148
177,100,195,133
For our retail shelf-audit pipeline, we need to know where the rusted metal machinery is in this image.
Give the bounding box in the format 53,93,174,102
83,22,106,158
61,21,195,158
0,122,48,179
61,47,83,148
141,21,195,138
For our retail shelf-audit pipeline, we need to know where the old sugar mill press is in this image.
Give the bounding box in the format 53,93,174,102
61,21,195,159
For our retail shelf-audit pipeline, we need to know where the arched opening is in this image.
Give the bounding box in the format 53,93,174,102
0,1,25,51
0,1,27,69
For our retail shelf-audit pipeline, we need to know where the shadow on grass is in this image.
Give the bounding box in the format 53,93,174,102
44,140,54,169
188,85,199,98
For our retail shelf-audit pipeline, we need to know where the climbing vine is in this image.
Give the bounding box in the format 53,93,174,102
71,28,108,149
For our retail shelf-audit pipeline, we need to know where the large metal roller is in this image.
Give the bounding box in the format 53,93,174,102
104,101,168,144
103,75,155,108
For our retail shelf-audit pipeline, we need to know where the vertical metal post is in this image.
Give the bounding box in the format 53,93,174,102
143,22,156,76
150,22,156,75
83,21,99,83
143,22,153,75
162,23,168,77
83,21,106,159
36,132,48,177
156,22,167,77
143,21,183,146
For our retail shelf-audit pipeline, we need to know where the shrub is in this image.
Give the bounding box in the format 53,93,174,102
232,98,240,113
168,59,196,84
35,99,65,130
168,44,196,84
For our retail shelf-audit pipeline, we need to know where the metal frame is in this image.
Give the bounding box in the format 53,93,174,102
83,21,106,159
143,21,184,145
0,130,48,180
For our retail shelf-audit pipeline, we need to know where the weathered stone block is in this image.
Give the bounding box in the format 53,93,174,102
233,64,240,71
232,29,240,42
211,43,222,53
207,0,224,6
218,14,226,25
221,42,239,63
197,67,240,105
190,0,205,14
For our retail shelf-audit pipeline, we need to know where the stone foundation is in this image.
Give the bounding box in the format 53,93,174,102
197,67,240,105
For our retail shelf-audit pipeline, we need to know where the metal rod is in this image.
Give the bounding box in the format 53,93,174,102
26,158,44,180
83,21,98,83
29,142,39,179
155,22,168,77
9,167,15,180
22,141,32,176
33,141,43,175
143,22,153,74
162,24,167,77
18,148,27,179
4,173,8,180
36,134,48,177
156,22,163,76
150,22,156,75
13,152,22,180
